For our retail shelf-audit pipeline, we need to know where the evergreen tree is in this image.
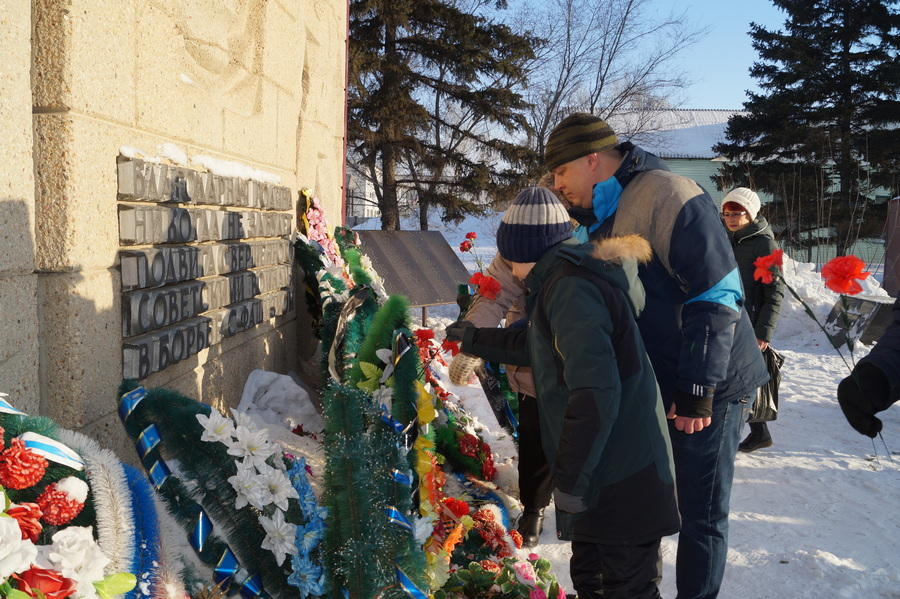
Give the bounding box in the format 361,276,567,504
714,0,900,256
348,0,538,230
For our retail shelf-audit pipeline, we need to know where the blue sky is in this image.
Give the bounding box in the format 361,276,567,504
654,0,788,109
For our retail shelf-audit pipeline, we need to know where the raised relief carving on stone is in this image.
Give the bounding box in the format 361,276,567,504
173,0,266,117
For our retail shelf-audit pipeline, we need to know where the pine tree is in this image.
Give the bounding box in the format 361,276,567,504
348,0,538,230
714,0,900,256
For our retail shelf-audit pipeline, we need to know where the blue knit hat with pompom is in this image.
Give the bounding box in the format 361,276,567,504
496,187,573,263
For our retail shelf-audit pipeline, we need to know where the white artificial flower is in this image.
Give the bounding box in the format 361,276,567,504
228,462,269,510
46,526,109,599
0,516,38,579
259,509,298,566
373,386,394,412
413,513,436,545
375,348,393,365
258,465,299,512
227,425,278,472
196,409,236,444
229,408,257,432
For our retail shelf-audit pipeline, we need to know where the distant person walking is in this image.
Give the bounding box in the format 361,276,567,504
721,188,784,452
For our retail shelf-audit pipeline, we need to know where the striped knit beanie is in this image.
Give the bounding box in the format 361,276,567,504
497,187,573,263
544,113,619,171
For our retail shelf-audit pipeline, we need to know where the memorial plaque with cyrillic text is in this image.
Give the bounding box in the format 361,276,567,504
117,155,296,380
354,230,472,307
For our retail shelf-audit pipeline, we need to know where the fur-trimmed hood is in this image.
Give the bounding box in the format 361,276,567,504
527,236,649,319
591,234,652,265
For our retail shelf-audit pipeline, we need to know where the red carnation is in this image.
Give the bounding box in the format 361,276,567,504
415,328,435,341
821,255,871,295
441,338,461,356
459,240,473,253
6,502,43,542
36,478,87,526
468,272,502,301
12,567,78,599
753,249,783,285
0,438,48,489
465,232,477,241
442,496,471,518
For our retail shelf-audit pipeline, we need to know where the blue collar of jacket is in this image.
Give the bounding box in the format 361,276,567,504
568,143,671,231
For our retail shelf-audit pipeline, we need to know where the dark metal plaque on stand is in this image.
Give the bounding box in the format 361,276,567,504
355,230,472,307
823,294,895,348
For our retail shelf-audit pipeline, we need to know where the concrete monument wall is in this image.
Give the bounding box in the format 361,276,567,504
1,0,347,458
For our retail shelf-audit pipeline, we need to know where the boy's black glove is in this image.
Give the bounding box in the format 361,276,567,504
837,362,889,438
444,320,473,343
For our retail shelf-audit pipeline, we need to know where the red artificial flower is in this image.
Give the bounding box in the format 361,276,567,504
465,232,478,241
0,426,4,450
36,481,85,526
459,433,480,458
469,272,502,301
441,338,461,356
480,560,502,574
415,328,435,341
481,455,497,481
821,255,871,295
6,503,43,542
442,496,471,519
473,507,496,524
752,249,784,285
459,240,473,253
12,567,78,599
0,438,48,490
509,529,524,549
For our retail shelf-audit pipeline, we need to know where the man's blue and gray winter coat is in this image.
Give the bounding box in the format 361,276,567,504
571,142,769,416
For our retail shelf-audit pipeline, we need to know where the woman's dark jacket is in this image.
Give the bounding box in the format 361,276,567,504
727,216,784,342
460,236,680,545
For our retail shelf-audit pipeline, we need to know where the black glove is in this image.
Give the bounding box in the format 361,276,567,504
553,488,587,514
444,320,474,343
837,363,889,438
673,389,713,419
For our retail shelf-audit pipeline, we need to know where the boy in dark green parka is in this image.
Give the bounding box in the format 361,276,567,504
447,187,679,599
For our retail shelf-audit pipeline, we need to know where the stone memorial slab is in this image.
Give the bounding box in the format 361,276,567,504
354,230,472,307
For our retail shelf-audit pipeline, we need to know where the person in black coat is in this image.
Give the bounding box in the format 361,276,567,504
838,297,900,436
721,187,784,452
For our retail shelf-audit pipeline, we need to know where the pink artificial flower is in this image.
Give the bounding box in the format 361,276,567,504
529,589,548,599
513,560,538,586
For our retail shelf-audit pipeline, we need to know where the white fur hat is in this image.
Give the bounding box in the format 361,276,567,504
721,187,761,220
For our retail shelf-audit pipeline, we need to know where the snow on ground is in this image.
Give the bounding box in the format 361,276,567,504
249,210,900,598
